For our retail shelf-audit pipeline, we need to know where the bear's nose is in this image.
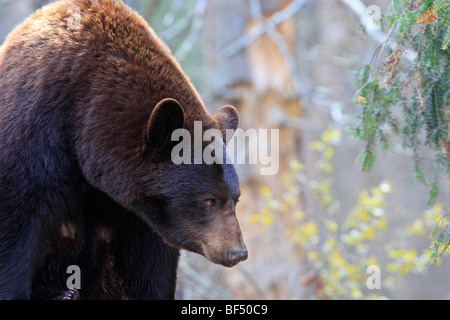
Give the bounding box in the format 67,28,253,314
227,249,248,266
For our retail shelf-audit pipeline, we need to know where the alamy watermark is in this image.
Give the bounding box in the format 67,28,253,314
366,5,382,30
366,265,381,290
66,265,81,290
171,121,280,176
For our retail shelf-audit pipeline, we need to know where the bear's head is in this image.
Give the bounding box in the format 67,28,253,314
137,98,247,268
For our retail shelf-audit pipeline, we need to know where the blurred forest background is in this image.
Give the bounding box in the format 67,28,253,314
0,0,448,299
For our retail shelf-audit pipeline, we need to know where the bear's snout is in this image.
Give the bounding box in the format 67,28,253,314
197,214,248,268
227,246,248,267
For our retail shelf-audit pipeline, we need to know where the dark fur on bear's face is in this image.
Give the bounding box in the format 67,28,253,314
0,0,247,299
135,100,246,267
141,161,246,268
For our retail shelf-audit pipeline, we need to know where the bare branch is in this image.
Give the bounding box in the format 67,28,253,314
174,0,208,61
162,0,184,27
178,259,234,299
223,0,307,57
225,0,308,96
236,264,268,300
267,28,308,97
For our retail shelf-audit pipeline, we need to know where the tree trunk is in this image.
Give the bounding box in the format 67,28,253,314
202,0,305,299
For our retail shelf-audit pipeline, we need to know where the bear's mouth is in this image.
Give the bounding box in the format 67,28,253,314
198,241,248,268
158,233,248,268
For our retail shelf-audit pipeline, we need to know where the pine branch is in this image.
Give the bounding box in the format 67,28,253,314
340,0,417,62
417,7,437,26
352,0,449,204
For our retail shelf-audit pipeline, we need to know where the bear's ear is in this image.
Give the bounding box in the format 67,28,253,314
214,105,239,142
145,98,185,152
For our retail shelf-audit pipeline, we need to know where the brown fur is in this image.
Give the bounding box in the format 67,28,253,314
0,0,245,300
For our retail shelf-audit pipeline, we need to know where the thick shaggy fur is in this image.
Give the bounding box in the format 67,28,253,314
0,0,246,300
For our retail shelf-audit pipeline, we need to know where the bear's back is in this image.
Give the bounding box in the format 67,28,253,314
0,0,213,156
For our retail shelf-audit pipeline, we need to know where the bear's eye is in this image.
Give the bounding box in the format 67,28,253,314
204,199,216,208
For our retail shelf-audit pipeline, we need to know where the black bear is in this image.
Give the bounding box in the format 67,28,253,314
0,0,247,300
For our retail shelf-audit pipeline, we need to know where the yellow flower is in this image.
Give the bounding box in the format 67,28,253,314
387,262,398,272
249,214,260,224
345,265,356,275
358,211,371,222
361,226,376,240
387,248,404,259
262,214,274,226
260,186,272,197
293,209,305,220
398,263,413,275
402,250,417,263
326,221,339,233
290,160,304,173
301,222,319,241
330,250,346,268
405,220,425,236
324,239,336,251
343,232,358,245
321,129,342,144
359,192,385,209
249,208,273,227
310,141,324,151
424,203,444,226
349,271,362,282
319,161,333,174
376,217,387,231
350,287,363,299
324,147,335,160
285,194,299,207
